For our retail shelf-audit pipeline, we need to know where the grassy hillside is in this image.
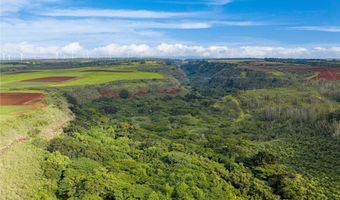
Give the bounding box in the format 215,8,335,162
0,92,73,199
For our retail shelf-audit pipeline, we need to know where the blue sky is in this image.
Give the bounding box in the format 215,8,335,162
1,0,340,58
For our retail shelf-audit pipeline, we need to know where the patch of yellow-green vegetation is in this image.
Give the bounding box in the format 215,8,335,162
240,71,247,78
229,96,245,123
85,61,163,70
0,63,27,68
0,105,34,121
0,93,72,200
238,87,332,106
0,89,45,93
252,61,284,65
0,142,45,200
212,96,246,123
0,66,163,90
306,72,320,80
118,78,178,92
237,87,339,122
0,100,71,148
268,70,286,77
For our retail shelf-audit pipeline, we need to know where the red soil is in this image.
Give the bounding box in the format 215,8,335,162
99,90,119,98
244,65,340,80
81,70,133,72
132,91,149,97
0,92,45,106
159,86,181,95
21,76,77,82
310,68,340,80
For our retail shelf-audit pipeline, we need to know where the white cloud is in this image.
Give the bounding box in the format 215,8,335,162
207,0,233,5
1,42,340,59
160,0,233,6
0,18,214,46
214,21,265,26
61,42,83,54
290,26,340,33
0,0,60,14
38,9,200,19
0,16,267,46
238,46,308,57
1,18,211,36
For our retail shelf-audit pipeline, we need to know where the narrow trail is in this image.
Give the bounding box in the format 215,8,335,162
0,116,72,156
0,136,30,156
45,117,72,142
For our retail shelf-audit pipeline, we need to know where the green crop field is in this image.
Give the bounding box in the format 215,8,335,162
0,105,34,121
0,66,163,121
0,67,163,90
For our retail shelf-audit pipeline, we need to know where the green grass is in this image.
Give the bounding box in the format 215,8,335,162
238,87,323,103
0,93,73,199
0,65,163,121
0,142,45,200
0,105,34,121
240,71,247,78
228,96,246,123
0,66,163,90
267,70,286,76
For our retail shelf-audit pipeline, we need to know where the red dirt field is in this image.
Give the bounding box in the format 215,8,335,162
21,76,77,82
310,68,340,80
81,70,133,72
242,65,340,80
0,92,45,105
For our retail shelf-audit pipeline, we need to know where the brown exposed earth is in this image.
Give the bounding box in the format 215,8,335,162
159,86,181,95
99,90,119,98
21,76,77,82
81,70,133,72
310,68,340,80
278,67,340,80
0,92,45,106
241,65,340,80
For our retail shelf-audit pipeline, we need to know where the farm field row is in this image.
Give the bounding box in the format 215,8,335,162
0,67,163,90
241,64,340,80
0,66,164,118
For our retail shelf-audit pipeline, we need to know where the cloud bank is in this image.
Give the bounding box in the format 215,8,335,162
38,9,200,19
1,42,340,59
290,26,340,33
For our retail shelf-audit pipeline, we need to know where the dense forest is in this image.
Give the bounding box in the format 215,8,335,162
32,61,339,200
